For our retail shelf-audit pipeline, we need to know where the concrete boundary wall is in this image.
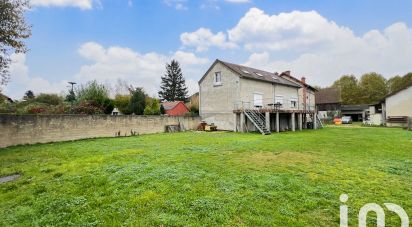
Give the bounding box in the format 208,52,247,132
0,114,201,148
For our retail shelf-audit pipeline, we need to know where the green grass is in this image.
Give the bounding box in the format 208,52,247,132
1,127,411,226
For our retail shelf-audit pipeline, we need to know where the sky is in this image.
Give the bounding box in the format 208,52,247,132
3,0,412,99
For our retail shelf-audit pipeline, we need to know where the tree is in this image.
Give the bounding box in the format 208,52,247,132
332,75,361,104
0,0,31,89
65,90,76,102
76,80,110,105
387,76,404,94
158,60,188,102
129,87,146,115
358,72,388,103
23,90,34,100
114,95,132,114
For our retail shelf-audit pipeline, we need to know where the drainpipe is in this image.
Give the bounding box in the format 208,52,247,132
301,77,307,111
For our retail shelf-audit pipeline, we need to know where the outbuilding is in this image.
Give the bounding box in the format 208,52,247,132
162,101,190,116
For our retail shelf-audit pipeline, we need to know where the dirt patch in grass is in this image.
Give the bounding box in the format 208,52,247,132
0,174,21,184
232,151,314,168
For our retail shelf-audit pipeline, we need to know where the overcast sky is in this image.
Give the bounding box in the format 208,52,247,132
3,0,412,99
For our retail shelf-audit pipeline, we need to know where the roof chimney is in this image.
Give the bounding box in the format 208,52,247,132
301,77,306,85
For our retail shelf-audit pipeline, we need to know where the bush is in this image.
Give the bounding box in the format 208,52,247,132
34,93,63,105
76,80,110,106
129,88,146,115
72,101,104,115
114,95,132,114
102,98,114,114
187,94,199,114
143,98,160,115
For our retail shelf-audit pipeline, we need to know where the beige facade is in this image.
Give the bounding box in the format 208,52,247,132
385,86,412,117
199,62,240,130
199,60,315,131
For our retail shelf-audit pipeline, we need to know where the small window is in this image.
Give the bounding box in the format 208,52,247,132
290,98,298,108
254,93,263,107
214,72,222,85
275,95,284,105
291,100,297,108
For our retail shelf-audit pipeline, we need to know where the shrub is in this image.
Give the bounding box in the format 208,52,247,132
129,88,146,115
143,98,160,115
114,95,132,114
76,80,110,106
72,101,104,115
102,98,114,114
34,93,63,105
187,94,199,114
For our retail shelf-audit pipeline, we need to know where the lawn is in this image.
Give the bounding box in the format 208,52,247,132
0,127,411,226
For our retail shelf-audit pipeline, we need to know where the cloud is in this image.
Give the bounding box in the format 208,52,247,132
228,8,354,52
4,53,68,99
180,28,237,52
76,42,208,96
242,20,412,86
30,0,95,9
164,0,188,10
224,0,250,3
182,7,412,87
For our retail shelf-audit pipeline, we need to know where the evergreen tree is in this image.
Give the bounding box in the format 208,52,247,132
129,87,146,115
24,90,35,100
158,60,188,101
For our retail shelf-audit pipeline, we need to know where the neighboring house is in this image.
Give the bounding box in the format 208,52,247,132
341,104,370,122
111,108,121,115
199,59,318,134
315,87,341,119
382,84,412,128
366,103,384,125
162,101,190,116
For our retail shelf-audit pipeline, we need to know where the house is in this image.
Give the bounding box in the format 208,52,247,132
341,104,370,122
198,59,318,134
382,84,412,128
162,101,190,116
315,87,341,119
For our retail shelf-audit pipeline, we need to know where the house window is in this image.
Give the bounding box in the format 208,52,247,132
214,72,222,86
290,98,297,108
275,95,284,105
254,93,263,107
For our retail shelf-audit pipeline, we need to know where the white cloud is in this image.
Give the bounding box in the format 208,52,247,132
181,7,412,87
4,53,68,99
180,28,237,52
164,0,188,10
228,8,354,51
225,0,250,3
30,0,94,9
242,20,412,86
76,42,208,96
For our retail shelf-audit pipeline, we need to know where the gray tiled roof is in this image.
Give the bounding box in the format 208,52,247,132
219,60,301,88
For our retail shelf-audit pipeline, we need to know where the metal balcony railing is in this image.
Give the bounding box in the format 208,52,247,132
234,98,315,111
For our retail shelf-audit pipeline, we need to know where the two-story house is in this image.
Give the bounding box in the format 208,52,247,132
198,59,318,134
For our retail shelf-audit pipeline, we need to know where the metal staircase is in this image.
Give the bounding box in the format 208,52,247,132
244,109,271,135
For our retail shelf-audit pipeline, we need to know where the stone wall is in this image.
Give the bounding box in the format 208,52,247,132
0,114,201,148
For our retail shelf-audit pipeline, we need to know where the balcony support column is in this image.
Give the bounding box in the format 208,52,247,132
276,112,280,133
291,112,296,132
265,112,270,131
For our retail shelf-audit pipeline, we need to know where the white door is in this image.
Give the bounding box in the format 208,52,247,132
254,93,263,107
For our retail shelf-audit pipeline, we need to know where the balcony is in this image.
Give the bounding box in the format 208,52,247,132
233,98,316,114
